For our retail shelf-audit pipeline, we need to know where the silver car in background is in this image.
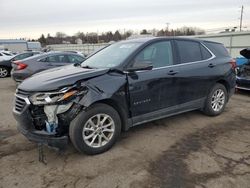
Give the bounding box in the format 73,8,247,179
11,51,86,82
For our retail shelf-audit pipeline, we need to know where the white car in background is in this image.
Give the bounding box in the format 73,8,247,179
0,51,14,61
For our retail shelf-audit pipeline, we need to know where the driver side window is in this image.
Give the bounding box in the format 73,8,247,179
132,41,173,68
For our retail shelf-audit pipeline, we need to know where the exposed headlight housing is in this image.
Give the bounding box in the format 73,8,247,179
29,86,84,105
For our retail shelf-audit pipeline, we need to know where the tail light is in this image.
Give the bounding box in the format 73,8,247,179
13,61,28,70
229,59,237,69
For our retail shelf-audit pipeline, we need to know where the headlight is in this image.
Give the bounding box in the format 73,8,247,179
29,87,78,105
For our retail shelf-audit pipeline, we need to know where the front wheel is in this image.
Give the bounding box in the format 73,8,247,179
69,103,121,155
203,83,228,116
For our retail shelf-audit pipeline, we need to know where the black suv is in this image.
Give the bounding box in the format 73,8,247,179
13,37,236,155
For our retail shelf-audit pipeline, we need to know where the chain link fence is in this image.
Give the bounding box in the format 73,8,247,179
46,43,109,55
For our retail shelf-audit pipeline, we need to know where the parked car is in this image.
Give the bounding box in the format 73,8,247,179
0,51,14,61
0,51,40,78
11,51,86,82
13,37,236,155
236,48,250,91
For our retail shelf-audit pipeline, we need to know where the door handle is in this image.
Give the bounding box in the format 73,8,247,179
168,70,179,75
208,63,216,68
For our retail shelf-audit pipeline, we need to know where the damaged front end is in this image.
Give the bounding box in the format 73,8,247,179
13,83,87,150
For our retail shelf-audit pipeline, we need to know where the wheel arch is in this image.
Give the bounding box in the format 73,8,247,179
90,99,131,131
0,65,11,70
216,79,230,94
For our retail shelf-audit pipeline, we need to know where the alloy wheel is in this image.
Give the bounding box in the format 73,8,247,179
211,89,225,112
82,114,115,148
0,67,8,78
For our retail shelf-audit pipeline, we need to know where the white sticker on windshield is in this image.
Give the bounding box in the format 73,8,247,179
119,44,136,49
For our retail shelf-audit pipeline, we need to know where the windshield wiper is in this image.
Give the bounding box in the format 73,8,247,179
108,68,124,74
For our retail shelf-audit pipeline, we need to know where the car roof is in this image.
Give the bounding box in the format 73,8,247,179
120,36,222,45
22,51,85,61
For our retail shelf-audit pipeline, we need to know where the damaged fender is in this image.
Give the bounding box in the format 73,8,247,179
78,73,131,130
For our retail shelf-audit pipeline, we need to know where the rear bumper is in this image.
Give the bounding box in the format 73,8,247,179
11,70,29,82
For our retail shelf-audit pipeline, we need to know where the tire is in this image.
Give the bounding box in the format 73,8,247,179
0,66,9,78
69,103,121,155
203,83,228,116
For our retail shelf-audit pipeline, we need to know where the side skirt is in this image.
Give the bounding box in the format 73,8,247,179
129,98,205,128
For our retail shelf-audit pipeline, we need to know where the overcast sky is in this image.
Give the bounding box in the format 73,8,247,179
0,0,250,39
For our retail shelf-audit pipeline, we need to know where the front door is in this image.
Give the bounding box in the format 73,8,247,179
127,40,180,118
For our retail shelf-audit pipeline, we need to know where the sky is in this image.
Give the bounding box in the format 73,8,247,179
0,0,250,39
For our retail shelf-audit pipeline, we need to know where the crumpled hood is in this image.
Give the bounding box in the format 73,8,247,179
18,65,109,91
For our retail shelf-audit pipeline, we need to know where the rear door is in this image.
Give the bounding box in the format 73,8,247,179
174,39,215,105
127,40,181,118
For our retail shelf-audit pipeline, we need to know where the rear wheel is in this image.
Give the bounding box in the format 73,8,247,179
0,66,9,78
69,103,121,155
203,83,228,116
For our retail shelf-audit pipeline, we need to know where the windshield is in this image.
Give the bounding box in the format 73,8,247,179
81,42,141,68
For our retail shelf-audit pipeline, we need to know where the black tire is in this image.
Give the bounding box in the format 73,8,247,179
69,103,121,155
0,66,10,78
203,83,228,116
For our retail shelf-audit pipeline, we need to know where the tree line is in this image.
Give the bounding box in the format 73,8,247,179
38,27,205,46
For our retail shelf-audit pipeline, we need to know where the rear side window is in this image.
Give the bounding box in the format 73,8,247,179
203,42,230,57
200,45,212,59
176,40,202,63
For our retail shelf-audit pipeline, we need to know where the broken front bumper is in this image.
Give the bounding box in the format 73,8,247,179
13,93,69,150
18,125,68,150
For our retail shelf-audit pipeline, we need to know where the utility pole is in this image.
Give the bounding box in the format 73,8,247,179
165,23,170,36
166,23,170,31
239,5,244,32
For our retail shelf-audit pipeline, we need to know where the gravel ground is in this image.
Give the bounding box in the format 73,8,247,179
0,78,250,188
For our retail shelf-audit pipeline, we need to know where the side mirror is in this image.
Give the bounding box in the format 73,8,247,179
127,61,153,72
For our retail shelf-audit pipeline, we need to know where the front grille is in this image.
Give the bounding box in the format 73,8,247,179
14,89,31,113
15,96,27,112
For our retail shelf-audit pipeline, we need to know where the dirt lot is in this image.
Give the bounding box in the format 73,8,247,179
0,78,250,188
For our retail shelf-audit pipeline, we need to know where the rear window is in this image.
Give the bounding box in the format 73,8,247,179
203,42,230,57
